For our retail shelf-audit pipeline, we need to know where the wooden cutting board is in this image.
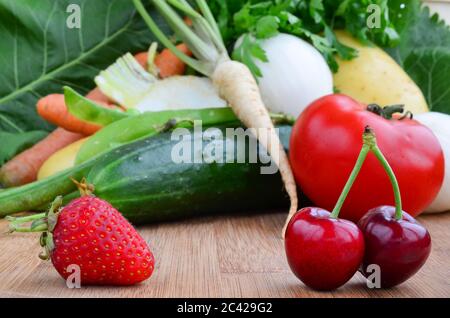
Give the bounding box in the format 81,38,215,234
0,211,449,298
1,0,449,300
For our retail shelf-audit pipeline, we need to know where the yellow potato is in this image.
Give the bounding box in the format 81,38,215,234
37,138,88,180
333,30,429,114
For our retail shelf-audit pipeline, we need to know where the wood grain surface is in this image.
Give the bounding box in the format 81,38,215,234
0,211,449,298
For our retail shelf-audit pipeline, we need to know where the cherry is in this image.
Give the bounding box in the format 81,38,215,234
353,127,432,288
284,128,376,291
284,126,432,290
285,207,364,291
358,206,431,288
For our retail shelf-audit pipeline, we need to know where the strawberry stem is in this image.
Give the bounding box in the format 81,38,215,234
71,177,95,196
7,196,63,260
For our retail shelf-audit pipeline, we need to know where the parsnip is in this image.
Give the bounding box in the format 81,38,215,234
133,0,298,234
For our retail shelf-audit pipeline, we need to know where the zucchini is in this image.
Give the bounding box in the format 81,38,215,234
84,124,291,223
0,124,291,222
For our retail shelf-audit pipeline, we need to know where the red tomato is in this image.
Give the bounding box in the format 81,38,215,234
289,94,444,222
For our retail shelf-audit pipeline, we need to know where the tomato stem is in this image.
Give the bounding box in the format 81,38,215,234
367,104,405,120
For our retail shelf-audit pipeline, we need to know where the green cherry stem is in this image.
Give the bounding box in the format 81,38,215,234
330,141,371,219
330,126,403,220
371,144,403,220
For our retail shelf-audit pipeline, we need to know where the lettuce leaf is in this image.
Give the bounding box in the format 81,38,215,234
0,130,47,165
386,0,450,114
0,0,164,163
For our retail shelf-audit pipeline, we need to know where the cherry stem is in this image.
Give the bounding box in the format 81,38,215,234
330,144,370,218
330,126,403,220
371,144,403,220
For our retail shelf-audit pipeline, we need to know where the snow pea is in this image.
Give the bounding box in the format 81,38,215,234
64,86,129,126
75,107,239,164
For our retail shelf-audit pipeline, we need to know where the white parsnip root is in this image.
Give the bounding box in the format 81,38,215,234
213,61,298,234
133,0,299,237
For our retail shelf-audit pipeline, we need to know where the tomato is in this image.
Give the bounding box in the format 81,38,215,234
289,94,444,222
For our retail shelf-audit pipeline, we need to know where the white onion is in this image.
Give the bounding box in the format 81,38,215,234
250,33,333,118
416,112,450,213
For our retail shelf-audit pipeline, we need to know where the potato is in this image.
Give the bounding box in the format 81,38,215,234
37,138,88,180
333,31,429,114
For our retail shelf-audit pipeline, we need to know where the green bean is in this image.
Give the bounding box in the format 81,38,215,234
0,156,101,216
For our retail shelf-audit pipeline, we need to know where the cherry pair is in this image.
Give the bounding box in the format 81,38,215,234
284,127,431,290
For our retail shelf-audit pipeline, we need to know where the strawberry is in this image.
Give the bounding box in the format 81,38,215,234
8,179,154,286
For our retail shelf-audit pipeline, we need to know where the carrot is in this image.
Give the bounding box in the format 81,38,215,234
0,128,83,187
3,85,116,187
36,94,112,136
85,87,111,104
155,44,192,78
133,44,191,78
184,16,193,27
134,0,298,236
134,52,149,68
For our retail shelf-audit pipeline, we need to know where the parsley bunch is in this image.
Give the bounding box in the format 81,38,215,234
209,0,401,76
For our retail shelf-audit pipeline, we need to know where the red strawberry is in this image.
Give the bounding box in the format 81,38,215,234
8,180,154,286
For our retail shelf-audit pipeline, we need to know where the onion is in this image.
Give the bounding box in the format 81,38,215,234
416,112,450,213
249,33,333,118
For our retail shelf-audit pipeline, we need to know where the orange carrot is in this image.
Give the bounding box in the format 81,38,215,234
134,52,149,68
0,128,83,187
36,94,113,136
154,43,192,78
85,87,111,104
133,44,193,78
184,17,193,26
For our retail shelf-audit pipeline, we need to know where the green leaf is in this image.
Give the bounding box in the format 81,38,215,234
0,0,165,164
0,130,48,165
309,0,324,24
385,0,450,113
64,87,128,126
232,34,267,78
255,16,279,39
209,0,402,77
233,3,255,34
402,48,450,114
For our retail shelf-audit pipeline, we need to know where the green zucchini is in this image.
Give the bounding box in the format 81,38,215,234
0,124,291,222
84,124,291,223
